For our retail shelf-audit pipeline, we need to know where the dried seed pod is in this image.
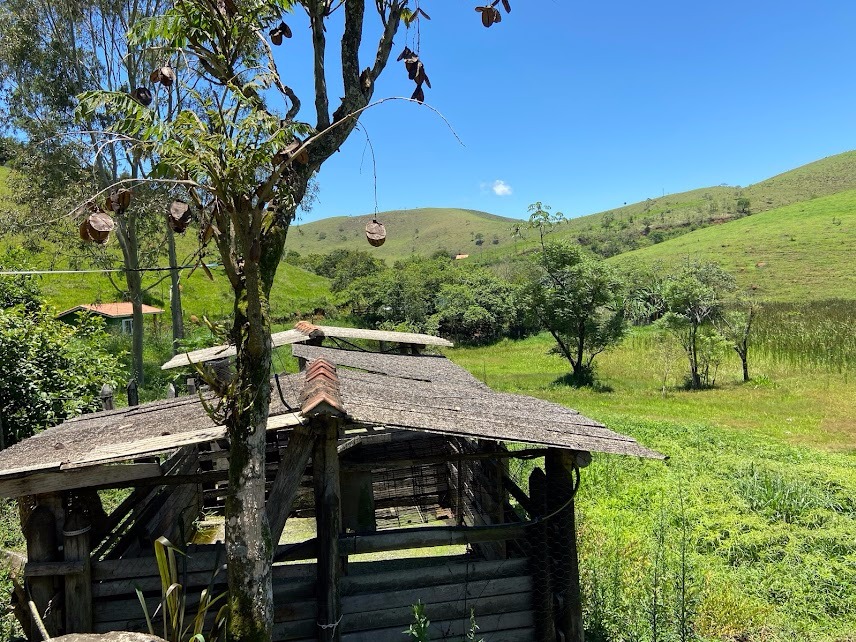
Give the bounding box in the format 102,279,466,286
397,46,414,62
168,200,192,233
295,149,309,165
106,189,132,212
481,8,493,27
86,212,115,244
493,8,502,22
130,87,153,106
411,85,425,103
159,66,175,87
501,0,511,12
79,219,93,242
270,28,283,45
365,219,386,247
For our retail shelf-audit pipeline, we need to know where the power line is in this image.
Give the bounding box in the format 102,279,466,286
0,263,221,276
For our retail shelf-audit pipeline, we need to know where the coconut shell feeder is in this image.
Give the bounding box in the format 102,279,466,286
105,189,132,213
365,218,386,247
168,200,192,233
149,66,176,87
130,87,153,106
82,212,116,244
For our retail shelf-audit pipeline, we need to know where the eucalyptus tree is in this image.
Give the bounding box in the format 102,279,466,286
76,0,512,638
0,0,187,384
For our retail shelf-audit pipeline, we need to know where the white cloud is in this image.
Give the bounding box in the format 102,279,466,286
491,179,513,196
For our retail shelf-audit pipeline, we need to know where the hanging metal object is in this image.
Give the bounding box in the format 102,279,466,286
365,218,386,247
168,200,192,233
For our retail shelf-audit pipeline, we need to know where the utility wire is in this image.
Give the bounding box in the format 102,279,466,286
0,263,221,276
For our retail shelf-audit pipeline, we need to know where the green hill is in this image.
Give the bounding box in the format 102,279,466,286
609,190,856,301
289,151,856,263
288,207,521,263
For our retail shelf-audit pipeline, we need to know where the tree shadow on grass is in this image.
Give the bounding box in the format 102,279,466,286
550,372,614,393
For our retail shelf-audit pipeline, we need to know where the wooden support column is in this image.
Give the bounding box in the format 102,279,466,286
266,424,316,545
528,468,555,642
24,504,61,637
63,510,92,633
546,449,584,642
313,418,342,642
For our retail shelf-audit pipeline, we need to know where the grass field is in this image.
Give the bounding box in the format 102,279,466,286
446,327,856,641
610,190,856,301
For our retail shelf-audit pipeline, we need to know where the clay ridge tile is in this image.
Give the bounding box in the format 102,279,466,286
294,321,323,337
300,358,345,417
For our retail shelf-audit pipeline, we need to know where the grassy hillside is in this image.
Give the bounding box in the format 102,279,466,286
293,150,856,264
288,207,521,263
609,190,856,301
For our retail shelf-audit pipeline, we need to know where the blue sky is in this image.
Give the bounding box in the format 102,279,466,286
276,1,856,223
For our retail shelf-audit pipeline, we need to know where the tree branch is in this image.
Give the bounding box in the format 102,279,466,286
309,2,330,130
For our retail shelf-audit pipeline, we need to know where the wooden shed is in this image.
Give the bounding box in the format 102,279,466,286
0,323,663,642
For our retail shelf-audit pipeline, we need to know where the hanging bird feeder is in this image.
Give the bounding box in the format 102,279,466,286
168,200,192,233
365,218,386,247
84,212,115,244
130,87,153,106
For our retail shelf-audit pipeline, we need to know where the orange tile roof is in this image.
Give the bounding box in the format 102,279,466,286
300,358,345,417
57,302,164,319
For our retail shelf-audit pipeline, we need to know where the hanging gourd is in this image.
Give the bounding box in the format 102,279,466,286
168,200,192,233
365,218,386,247
149,66,176,87
130,87,153,106
84,212,116,244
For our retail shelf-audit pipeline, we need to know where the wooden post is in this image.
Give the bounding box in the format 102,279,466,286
127,379,139,406
25,505,61,637
167,382,176,399
313,418,342,642
63,510,92,633
528,467,555,642
266,425,316,545
99,384,114,411
0,414,6,450
546,449,584,642
186,377,197,395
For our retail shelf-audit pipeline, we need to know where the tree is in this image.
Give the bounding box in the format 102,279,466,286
0,0,187,384
526,241,626,385
658,260,735,389
76,1,513,638
716,298,759,383
0,253,123,445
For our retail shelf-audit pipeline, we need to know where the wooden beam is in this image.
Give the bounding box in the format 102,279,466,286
24,561,85,577
63,511,93,633
341,447,549,472
546,449,584,642
313,418,342,642
266,425,317,546
502,474,536,517
24,505,60,637
0,463,162,499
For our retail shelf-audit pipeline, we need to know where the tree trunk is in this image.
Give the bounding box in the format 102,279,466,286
740,349,749,382
225,237,274,642
167,226,184,355
688,324,701,389
125,224,146,387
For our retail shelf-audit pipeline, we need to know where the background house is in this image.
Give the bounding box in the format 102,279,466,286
56,302,164,334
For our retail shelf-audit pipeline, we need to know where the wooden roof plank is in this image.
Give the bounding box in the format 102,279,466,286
0,463,162,499
161,329,310,370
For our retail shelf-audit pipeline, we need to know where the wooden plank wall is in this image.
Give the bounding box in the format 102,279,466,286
90,554,535,642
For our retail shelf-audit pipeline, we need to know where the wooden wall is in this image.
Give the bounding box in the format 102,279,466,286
89,552,536,642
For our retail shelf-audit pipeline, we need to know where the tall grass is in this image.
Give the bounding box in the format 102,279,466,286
752,300,856,372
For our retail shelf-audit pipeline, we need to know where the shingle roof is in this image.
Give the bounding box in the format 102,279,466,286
0,340,663,484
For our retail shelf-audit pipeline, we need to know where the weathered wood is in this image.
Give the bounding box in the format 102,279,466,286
24,560,85,577
63,511,93,632
503,473,536,517
342,576,530,614
267,425,317,545
100,383,114,411
528,467,555,642
546,449,583,642
341,447,549,472
25,505,60,637
340,610,534,642
338,521,526,556
341,591,530,633
60,412,304,469
0,463,162,499
314,418,342,641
